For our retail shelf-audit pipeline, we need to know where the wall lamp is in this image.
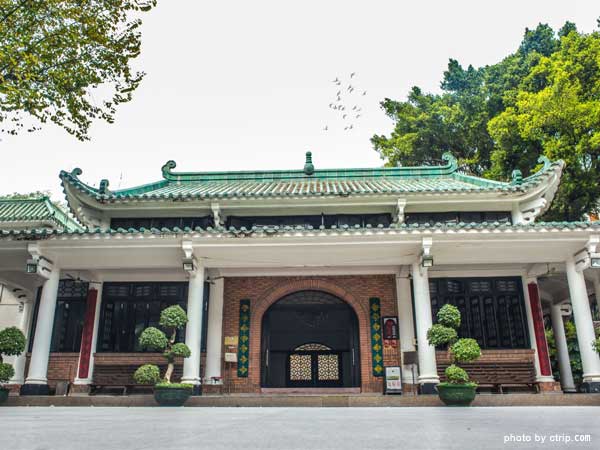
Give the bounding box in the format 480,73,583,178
182,257,196,273
421,255,434,268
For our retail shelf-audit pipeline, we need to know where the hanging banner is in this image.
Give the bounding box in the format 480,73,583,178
369,297,384,377
237,299,251,377
77,289,98,379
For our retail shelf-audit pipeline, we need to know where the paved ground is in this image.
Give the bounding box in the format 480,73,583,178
0,407,598,450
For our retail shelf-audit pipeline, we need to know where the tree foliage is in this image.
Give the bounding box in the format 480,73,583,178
0,0,156,140
372,22,600,220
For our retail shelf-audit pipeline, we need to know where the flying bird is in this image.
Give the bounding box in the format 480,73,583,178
343,114,347,119
350,72,356,78
362,90,367,96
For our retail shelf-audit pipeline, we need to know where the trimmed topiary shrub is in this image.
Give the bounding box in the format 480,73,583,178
445,364,469,384
134,305,192,388
0,326,26,386
0,363,15,384
437,304,461,329
451,338,482,363
133,364,161,385
427,324,458,347
427,305,481,387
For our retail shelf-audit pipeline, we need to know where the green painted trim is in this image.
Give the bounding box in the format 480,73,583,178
1,219,598,238
369,298,384,377
237,299,251,377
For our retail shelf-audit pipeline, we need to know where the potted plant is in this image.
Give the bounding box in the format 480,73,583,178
133,305,193,406
427,304,481,406
0,326,26,404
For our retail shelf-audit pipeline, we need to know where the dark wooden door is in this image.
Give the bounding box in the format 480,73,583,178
286,351,343,387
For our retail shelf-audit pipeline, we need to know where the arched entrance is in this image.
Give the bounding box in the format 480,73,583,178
260,290,361,388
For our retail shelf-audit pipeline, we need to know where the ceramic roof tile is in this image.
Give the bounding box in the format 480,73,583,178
0,197,83,232
59,153,564,207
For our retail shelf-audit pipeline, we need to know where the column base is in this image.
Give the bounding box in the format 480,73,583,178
537,381,562,393
419,382,438,395
580,381,600,393
20,383,50,396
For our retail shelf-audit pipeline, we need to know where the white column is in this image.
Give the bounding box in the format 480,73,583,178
204,276,224,383
396,271,417,385
182,265,205,385
522,276,554,382
566,259,600,387
550,303,576,392
411,262,439,388
74,283,103,385
24,267,60,387
9,300,34,385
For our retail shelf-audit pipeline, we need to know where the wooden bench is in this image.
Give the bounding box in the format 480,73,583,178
91,355,183,395
436,361,537,393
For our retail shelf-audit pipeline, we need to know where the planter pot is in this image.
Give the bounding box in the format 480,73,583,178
436,383,477,406
153,386,192,406
0,388,9,405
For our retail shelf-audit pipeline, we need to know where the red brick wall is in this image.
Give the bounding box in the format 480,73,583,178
221,275,400,393
24,353,80,389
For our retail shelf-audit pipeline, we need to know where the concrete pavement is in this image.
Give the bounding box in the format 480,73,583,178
0,406,598,450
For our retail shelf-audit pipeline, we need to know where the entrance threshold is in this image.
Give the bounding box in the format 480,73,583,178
261,387,361,395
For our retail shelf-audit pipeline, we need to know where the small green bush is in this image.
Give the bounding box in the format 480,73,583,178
133,364,161,385
451,338,481,363
169,343,191,358
159,305,188,329
427,324,458,347
139,327,168,351
437,304,461,329
593,337,600,354
155,382,194,389
445,364,469,384
0,362,15,384
0,327,26,356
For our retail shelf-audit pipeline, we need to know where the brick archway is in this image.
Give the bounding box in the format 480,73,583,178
249,278,372,391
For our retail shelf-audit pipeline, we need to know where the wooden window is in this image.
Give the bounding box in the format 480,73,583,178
429,277,529,349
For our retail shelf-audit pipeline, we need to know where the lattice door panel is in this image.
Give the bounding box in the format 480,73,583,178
289,354,312,381
317,354,340,381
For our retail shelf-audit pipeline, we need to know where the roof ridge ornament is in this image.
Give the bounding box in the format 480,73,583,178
304,151,315,176
98,179,110,195
71,168,82,178
441,152,458,171
538,155,552,171
511,169,523,186
162,160,177,179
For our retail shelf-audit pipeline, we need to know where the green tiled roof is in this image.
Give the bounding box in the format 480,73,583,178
1,219,596,240
59,153,565,202
0,197,82,232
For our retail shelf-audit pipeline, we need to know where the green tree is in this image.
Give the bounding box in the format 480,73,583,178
372,22,600,220
0,0,156,140
488,30,600,220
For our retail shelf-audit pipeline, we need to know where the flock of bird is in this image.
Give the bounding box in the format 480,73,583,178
323,72,367,132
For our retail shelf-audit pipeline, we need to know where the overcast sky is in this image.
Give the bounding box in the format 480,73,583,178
2,0,599,200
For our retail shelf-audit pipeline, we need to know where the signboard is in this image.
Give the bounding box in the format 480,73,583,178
382,316,399,340
224,336,238,346
384,366,402,395
225,352,238,362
